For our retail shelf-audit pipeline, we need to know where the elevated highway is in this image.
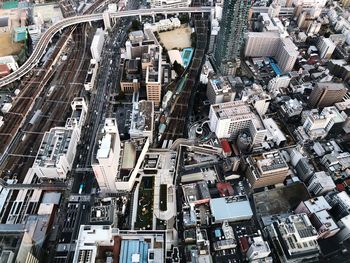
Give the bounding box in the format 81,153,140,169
0,7,212,88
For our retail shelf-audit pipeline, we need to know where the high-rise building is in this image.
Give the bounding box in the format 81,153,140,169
317,37,336,59
265,214,320,263
90,28,105,62
209,101,267,145
307,171,336,195
245,150,289,189
309,82,347,108
214,0,250,74
206,75,236,104
244,32,299,73
92,118,121,194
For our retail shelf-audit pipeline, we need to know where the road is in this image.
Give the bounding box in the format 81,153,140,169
0,7,212,88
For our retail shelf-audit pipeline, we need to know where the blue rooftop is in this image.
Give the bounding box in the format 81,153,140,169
210,197,253,223
269,57,282,76
120,240,149,263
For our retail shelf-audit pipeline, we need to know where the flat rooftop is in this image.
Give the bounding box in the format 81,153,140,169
34,127,74,168
211,101,265,130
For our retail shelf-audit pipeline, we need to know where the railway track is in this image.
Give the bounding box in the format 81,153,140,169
0,25,91,182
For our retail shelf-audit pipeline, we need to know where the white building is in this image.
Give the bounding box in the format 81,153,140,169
200,58,214,84
241,84,271,116
150,0,191,8
84,60,99,91
301,107,346,140
209,101,267,146
266,214,320,263
90,28,105,62
317,37,336,59
268,75,291,96
245,32,298,73
92,118,120,194
281,98,303,118
206,75,236,104
144,17,181,32
307,171,336,196
0,55,18,72
73,225,165,263
247,236,271,261
263,118,287,146
31,97,86,179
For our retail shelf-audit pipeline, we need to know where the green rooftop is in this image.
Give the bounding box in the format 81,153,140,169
2,1,18,9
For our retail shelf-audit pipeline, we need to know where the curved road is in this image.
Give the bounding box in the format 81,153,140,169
0,7,212,88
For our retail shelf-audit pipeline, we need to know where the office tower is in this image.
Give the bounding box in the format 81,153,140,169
214,0,250,74
92,118,121,194
245,150,289,189
309,82,347,108
209,101,267,146
244,32,298,73
317,37,336,59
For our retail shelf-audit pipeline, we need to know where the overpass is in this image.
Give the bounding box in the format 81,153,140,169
0,7,212,88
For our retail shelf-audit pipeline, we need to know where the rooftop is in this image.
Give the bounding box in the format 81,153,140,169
210,196,253,222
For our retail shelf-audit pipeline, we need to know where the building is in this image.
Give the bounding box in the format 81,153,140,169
120,59,141,93
149,0,191,8
280,98,303,118
247,236,271,261
263,118,287,146
129,100,154,143
90,28,105,62
214,0,250,74
210,196,253,223
84,60,99,91
144,45,162,106
336,214,350,242
23,96,87,182
209,101,267,146
307,171,336,196
301,107,345,140
265,214,320,263
244,32,299,73
295,158,315,182
268,75,291,96
295,196,331,215
325,191,350,221
144,17,181,32
317,37,336,59
206,75,236,104
33,127,79,179
92,118,120,194
73,225,165,263
309,82,347,108
309,210,339,239
200,58,214,84
241,84,271,116
212,221,237,251
245,150,289,189
244,32,280,58
0,64,10,77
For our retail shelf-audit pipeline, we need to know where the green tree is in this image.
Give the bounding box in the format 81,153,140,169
173,60,184,76
130,19,141,31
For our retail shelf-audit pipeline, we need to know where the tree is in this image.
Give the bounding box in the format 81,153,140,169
130,19,141,31
173,60,184,76
190,32,197,48
179,14,189,24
